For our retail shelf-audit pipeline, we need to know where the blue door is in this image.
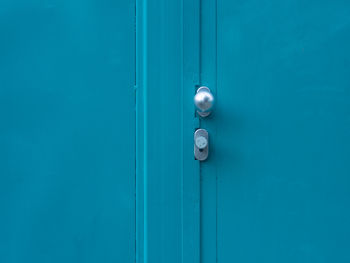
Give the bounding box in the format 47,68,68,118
2,1,350,262
199,0,350,262
0,1,135,262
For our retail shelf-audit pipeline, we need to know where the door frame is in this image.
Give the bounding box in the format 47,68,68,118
136,0,201,262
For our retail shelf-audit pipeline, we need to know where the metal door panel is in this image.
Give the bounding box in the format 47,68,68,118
0,1,135,262
205,1,350,262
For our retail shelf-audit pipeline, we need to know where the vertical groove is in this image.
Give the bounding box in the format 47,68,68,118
134,2,137,262
199,1,202,262
180,0,184,261
215,0,218,261
142,0,148,262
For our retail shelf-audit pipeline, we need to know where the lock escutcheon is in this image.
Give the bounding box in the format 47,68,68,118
194,129,209,161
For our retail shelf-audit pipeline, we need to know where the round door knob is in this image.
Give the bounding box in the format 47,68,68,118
194,86,214,117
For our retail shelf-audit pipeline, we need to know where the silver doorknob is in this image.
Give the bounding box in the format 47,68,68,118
194,86,214,117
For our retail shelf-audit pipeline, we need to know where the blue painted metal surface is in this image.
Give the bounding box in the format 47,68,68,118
136,2,201,263
137,1,350,261
2,1,349,262
0,1,135,262
199,0,350,262
136,0,200,262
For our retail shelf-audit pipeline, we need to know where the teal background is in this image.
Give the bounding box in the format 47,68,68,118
1,0,350,262
199,0,350,262
0,0,135,262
